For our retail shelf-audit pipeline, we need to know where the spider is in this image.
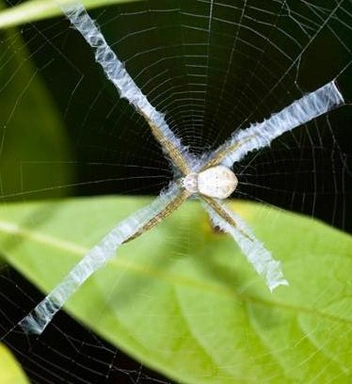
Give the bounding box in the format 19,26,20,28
18,3,345,335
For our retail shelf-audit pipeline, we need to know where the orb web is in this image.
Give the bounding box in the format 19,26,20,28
0,1,351,383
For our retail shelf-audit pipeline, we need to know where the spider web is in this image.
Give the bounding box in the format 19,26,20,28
0,0,352,383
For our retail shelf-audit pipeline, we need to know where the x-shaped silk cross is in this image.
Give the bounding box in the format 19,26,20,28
19,2,345,335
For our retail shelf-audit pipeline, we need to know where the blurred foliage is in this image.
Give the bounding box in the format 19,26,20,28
0,0,143,29
0,343,29,383
0,2,72,201
1,196,352,383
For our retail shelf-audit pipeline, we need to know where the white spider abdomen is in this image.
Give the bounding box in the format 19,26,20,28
198,165,238,199
183,165,238,199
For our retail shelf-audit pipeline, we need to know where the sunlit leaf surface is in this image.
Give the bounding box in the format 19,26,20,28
0,197,351,383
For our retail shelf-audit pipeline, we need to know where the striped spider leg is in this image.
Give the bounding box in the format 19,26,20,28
18,2,345,335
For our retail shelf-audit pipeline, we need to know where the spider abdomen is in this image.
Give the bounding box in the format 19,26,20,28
183,165,238,199
198,165,238,199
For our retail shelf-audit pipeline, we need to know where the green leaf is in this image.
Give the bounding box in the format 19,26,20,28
0,5,71,201
0,0,143,30
0,343,30,384
1,197,352,383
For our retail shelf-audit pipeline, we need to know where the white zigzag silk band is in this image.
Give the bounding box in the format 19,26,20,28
19,183,181,334
209,81,344,166
202,200,289,291
63,3,195,168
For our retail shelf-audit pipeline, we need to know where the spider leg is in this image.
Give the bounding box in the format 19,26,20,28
19,183,189,335
201,196,288,291
125,188,191,243
202,80,344,169
60,3,191,175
